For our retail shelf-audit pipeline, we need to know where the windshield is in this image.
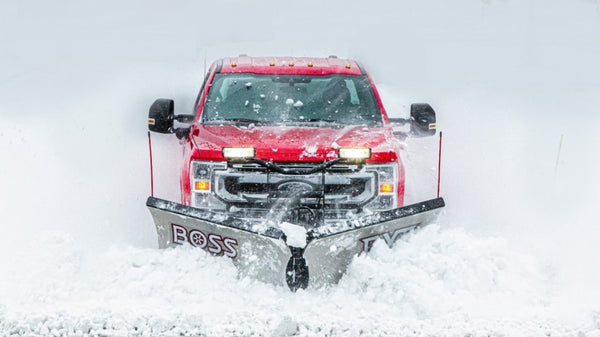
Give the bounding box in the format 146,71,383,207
201,73,383,127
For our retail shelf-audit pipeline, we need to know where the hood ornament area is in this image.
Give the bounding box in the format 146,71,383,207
276,181,315,195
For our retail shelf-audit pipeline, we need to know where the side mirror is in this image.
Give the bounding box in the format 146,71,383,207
410,103,437,137
148,99,174,134
148,99,195,139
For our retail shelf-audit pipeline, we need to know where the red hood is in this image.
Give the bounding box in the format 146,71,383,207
189,124,401,163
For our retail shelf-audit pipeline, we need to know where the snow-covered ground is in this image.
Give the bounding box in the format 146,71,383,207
1,0,600,336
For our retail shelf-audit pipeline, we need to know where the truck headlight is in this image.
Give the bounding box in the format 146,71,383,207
338,147,371,160
222,147,255,159
190,160,227,210
365,164,398,210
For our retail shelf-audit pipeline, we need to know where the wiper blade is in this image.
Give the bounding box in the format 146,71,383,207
290,118,342,124
204,118,270,125
305,118,339,123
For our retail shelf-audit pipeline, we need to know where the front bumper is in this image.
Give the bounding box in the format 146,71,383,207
147,196,445,290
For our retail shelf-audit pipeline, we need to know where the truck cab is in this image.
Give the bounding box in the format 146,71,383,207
148,56,436,227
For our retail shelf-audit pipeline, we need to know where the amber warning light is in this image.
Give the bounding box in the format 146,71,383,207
379,183,394,193
194,181,210,191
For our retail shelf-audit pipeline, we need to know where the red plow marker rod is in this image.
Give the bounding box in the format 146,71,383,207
437,131,442,198
148,131,154,197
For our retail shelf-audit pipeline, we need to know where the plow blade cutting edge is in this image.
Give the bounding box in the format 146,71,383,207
146,196,445,290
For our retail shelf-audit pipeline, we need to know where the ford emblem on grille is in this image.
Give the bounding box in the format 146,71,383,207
276,181,315,195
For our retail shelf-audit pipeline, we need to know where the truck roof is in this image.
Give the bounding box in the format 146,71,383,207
217,56,365,76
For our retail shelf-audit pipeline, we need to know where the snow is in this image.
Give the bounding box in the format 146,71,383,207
301,145,319,159
1,0,600,336
1,227,598,336
279,222,308,248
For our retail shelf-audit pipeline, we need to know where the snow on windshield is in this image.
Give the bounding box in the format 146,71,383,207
202,74,383,126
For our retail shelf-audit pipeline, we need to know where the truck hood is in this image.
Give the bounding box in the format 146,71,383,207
190,124,400,162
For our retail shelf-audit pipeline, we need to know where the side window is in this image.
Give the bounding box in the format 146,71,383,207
193,71,212,114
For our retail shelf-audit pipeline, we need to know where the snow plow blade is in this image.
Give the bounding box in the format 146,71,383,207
146,196,444,290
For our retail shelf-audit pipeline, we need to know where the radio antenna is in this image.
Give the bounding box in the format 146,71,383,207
203,50,207,76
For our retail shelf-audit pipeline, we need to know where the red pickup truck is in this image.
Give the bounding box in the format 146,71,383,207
146,56,444,290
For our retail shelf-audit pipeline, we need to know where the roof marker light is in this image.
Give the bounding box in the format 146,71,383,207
231,61,237,67
289,61,294,67
269,61,275,66
345,63,351,69
308,62,313,67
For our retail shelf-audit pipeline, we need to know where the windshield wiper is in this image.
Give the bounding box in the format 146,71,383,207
204,118,270,126
288,118,342,124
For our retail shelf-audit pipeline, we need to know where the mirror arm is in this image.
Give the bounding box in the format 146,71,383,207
392,131,408,140
389,118,411,140
388,117,411,125
174,114,195,123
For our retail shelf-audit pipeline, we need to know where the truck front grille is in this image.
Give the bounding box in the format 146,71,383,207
213,163,377,209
